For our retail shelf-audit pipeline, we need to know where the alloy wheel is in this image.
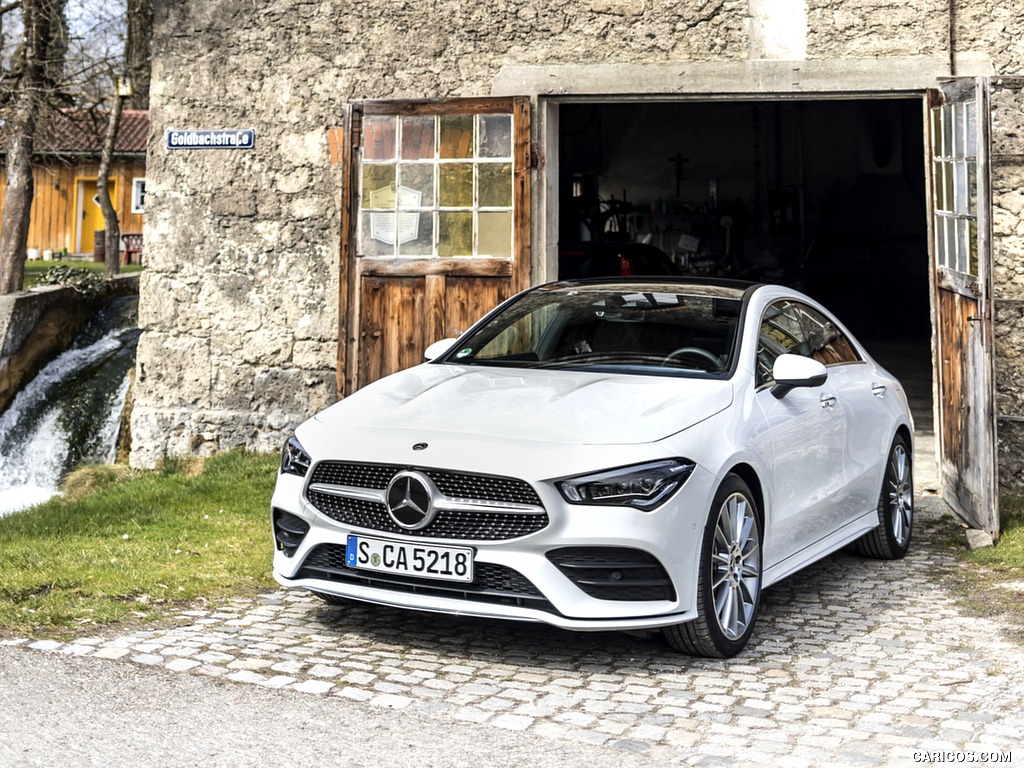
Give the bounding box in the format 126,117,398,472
710,491,761,640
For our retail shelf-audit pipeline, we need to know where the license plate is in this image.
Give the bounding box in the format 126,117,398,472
346,535,474,583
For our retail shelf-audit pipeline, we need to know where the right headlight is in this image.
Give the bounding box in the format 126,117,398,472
556,459,695,511
280,435,312,477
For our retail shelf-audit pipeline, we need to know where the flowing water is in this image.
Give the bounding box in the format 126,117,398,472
0,296,140,517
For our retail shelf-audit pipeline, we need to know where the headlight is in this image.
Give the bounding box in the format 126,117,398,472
280,435,312,477
556,459,695,511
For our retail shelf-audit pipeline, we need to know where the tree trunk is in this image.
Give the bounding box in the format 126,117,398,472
0,0,55,295
97,94,124,277
125,0,153,110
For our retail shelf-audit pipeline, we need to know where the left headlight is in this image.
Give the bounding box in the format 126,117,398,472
280,435,312,477
556,459,695,511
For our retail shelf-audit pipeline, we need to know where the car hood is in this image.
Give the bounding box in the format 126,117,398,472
313,364,733,446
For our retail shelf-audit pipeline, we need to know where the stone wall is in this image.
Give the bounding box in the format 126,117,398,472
131,0,1022,469
990,79,1024,486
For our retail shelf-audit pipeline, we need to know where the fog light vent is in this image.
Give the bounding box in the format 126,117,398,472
273,509,310,557
546,547,675,602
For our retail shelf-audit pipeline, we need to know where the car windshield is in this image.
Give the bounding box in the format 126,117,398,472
442,284,743,377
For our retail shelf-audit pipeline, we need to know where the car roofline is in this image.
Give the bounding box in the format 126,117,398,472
544,275,762,300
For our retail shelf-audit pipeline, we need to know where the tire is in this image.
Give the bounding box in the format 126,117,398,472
663,474,762,658
856,433,913,560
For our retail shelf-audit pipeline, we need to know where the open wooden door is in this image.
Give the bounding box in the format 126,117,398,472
927,78,1000,538
338,98,531,394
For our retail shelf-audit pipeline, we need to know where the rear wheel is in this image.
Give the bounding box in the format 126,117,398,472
663,474,762,658
856,433,913,559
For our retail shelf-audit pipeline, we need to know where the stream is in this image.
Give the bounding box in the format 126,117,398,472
0,295,139,517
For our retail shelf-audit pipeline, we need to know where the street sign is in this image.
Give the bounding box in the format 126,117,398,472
166,129,255,150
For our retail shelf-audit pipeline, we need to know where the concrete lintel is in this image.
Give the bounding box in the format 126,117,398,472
492,58,953,99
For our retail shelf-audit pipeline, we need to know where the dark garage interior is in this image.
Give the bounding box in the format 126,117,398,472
557,98,936,484
557,98,931,346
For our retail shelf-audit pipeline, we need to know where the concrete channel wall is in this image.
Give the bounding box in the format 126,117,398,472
0,274,140,415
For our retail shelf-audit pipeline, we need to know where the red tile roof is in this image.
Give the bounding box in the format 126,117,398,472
30,108,149,156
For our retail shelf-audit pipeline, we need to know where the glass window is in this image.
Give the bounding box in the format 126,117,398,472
449,286,742,377
757,301,859,387
131,178,146,214
930,101,979,278
358,111,516,259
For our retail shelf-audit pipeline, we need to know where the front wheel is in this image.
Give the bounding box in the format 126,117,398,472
856,433,913,559
663,474,762,658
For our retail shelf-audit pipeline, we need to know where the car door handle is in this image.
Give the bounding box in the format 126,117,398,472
872,383,887,398
820,394,837,409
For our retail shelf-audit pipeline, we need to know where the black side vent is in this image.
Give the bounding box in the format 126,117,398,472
546,547,676,602
273,509,310,557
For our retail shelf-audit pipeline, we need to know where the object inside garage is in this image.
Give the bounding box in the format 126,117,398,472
557,99,930,346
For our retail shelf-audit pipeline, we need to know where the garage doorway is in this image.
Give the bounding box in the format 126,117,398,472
554,98,936,488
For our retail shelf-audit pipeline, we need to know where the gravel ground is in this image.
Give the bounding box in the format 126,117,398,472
0,643,667,768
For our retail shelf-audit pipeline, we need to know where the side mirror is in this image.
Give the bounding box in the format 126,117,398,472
424,339,458,361
770,354,827,399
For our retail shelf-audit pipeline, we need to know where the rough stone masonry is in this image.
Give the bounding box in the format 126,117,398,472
130,0,1024,475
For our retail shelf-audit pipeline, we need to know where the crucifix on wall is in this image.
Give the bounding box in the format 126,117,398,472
668,153,689,197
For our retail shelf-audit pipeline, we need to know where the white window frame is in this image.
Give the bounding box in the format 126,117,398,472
131,178,146,214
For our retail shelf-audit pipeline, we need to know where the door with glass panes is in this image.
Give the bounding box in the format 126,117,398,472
928,78,999,537
338,98,531,394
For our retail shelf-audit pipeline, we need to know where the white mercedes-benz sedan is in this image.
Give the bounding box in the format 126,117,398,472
271,278,914,657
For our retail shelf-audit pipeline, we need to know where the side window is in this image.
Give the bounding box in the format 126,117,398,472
756,300,860,386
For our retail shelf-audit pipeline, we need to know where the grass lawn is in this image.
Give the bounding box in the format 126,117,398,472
0,451,278,640
22,259,144,290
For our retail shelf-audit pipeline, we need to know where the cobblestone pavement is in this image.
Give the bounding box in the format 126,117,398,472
5,496,1022,767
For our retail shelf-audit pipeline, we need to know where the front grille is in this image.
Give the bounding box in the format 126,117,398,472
306,461,548,541
297,543,557,614
547,547,676,602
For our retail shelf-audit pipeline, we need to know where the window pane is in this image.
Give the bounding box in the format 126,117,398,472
954,161,969,215
438,212,473,256
440,114,474,159
968,219,979,276
934,218,947,269
439,163,473,207
930,109,942,157
942,161,954,214
941,106,953,157
397,213,434,257
401,116,434,160
953,103,966,157
965,103,977,157
363,116,396,160
398,164,434,207
362,165,396,207
968,161,977,216
479,163,512,207
932,161,946,211
479,114,512,158
478,212,512,257
361,212,396,256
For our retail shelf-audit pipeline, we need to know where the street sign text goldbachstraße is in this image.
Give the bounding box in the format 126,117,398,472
166,129,255,150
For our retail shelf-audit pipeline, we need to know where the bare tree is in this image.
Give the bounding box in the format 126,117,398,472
96,0,151,276
0,0,151,290
0,0,62,295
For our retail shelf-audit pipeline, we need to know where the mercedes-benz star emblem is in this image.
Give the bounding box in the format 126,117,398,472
385,471,436,530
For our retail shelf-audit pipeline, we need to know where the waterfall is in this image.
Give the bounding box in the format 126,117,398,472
0,296,139,517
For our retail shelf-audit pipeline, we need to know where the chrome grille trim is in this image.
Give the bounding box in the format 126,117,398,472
305,461,549,541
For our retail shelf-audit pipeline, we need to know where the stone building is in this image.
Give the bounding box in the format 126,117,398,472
132,0,1024,536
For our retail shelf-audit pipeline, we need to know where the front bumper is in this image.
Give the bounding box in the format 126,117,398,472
271,459,716,633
